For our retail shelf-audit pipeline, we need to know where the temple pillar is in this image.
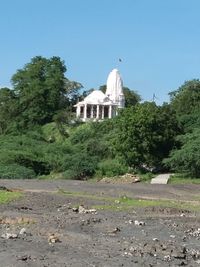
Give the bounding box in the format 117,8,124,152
76,105,81,117
83,104,87,120
96,105,99,119
102,106,104,119
109,105,112,118
90,105,94,118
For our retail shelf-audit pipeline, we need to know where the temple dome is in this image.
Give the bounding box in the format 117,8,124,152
83,90,110,104
106,69,124,104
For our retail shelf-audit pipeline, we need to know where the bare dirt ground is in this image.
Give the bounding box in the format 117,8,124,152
0,179,200,267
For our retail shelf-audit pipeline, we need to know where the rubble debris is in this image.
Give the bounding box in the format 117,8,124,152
107,227,121,235
48,233,60,244
1,233,18,239
0,216,34,225
73,205,97,214
99,173,140,184
19,228,27,235
134,220,145,226
185,228,200,238
18,206,32,211
17,255,31,261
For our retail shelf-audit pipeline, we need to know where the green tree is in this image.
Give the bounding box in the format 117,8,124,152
0,87,18,134
10,56,82,129
114,102,180,170
164,129,200,177
169,79,200,131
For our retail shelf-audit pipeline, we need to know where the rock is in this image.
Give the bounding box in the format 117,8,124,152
1,233,18,239
72,207,79,213
164,255,171,261
78,205,97,214
108,227,121,235
134,220,145,226
17,255,31,261
48,233,60,244
19,228,27,235
152,238,159,241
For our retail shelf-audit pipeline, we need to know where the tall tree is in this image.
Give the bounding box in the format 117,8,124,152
114,102,180,170
169,79,200,131
0,87,17,134
10,56,82,129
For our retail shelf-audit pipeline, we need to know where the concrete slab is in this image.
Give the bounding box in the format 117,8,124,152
151,173,171,184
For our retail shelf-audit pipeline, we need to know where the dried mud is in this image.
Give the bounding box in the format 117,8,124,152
0,180,199,267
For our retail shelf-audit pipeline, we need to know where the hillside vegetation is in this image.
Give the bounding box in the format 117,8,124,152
0,56,199,179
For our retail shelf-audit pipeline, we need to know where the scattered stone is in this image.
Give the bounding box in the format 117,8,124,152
152,238,159,241
186,228,200,238
0,216,34,225
1,233,18,239
164,255,171,261
18,206,32,211
48,233,60,244
99,173,140,184
78,205,97,214
17,255,31,261
19,228,27,235
72,207,79,213
108,227,121,235
134,220,145,226
81,218,101,225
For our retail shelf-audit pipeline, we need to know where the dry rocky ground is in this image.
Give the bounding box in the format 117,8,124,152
0,179,200,267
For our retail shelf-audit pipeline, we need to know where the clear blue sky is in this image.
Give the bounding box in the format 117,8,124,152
1,0,200,104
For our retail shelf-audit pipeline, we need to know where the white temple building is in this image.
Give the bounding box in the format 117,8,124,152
75,69,125,121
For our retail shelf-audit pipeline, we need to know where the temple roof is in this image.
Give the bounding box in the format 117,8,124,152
75,90,116,106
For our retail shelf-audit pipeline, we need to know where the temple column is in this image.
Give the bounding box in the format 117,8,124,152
102,106,104,119
76,105,81,118
109,105,112,118
96,105,99,119
90,105,93,118
83,104,87,120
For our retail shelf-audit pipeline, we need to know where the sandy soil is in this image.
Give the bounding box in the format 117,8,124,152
0,179,200,267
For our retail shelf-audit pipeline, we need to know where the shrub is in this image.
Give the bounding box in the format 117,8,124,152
96,159,128,177
0,164,36,179
63,153,98,180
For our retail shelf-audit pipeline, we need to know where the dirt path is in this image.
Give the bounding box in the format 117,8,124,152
1,179,200,201
0,179,200,266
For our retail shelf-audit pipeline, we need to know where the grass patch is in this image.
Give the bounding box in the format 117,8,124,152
0,190,22,204
58,189,115,202
138,172,155,183
93,198,200,212
59,190,200,212
168,173,200,184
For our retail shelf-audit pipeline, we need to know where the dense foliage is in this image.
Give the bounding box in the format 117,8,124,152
0,55,199,179
164,80,200,177
114,102,180,171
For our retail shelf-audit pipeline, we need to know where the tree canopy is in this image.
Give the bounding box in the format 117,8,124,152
0,56,82,132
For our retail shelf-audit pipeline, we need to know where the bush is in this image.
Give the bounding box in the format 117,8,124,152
96,159,128,177
63,153,98,180
163,129,200,177
0,164,36,179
